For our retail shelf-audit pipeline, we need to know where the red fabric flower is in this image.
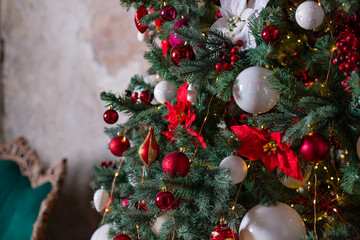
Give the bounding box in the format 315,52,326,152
231,125,303,181
162,82,206,148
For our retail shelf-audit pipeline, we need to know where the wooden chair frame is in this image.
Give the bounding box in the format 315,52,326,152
0,137,67,240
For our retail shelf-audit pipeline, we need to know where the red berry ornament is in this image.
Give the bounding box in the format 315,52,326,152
231,47,239,55
113,234,132,240
109,135,130,157
103,109,118,124
215,63,223,72
161,5,177,22
261,25,280,44
170,43,196,66
162,151,190,177
134,6,148,33
300,133,329,163
236,40,244,47
155,190,175,210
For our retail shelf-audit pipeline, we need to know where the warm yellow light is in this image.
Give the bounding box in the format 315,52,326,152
330,177,334,180
333,208,337,212
287,35,291,39
115,172,119,177
315,165,318,169
105,208,109,212
324,167,327,170
232,206,235,211
313,200,316,204
340,154,345,159
291,204,294,207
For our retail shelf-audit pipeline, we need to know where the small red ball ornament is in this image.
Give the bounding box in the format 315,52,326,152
170,43,196,66
261,25,280,44
109,135,130,157
140,90,152,104
122,197,129,208
210,220,239,240
134,6,148,33
103,109,119,124
160,5,177,22
162,151,190,177
113,234,132,240
236,40,244,47
300,133,329,163
155,189,175,210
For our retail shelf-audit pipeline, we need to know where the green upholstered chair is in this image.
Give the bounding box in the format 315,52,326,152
0,137,66,240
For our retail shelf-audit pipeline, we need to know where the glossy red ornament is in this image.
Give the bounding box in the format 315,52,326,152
134,6,148,33
162,151,190,177
210,221,239,240
155,191,175,210
109,135,130,157
236,40,243,47
138,126,159,167
113,234,132,240
231,47,239,55
262,25,280,44
169,18,189,46
103,109,119,124
140,90,152,104
215,63,223,72
122,197,129,208
300,133,329,163
160,5,177,22
131,92,138,103
170,43,196,66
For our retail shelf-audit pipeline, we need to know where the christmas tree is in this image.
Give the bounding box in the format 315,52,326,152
90,0,360,239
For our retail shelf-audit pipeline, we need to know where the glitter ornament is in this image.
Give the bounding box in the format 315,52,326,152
239,203,306,240
103,108,118,124
160,5,177,22
154,81,177,103
138,126,159,167
134,6,148,33
233,66,279,114
300,133,329,163
211,219,238,240
219,155,248,184
155,189,175,210
113,234,132,240
109,135,130,157
295,1,324,30
169,18,188,46
261,25,280,44
170,43,196,66
162,151,190,177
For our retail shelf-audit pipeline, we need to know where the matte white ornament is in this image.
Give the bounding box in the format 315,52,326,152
90,223,112,240
295,1,324,30
278,167,311,189
93,188,110,212
233,66,279,114
187,84,198,104
220,155,248,184
357,137,360,159
239,202,306,240
154,81,177,103
151,214,169,235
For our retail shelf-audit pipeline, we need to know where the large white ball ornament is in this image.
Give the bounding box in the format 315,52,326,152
233,66,279,114
295,1,324,30
154,81,177,103
187,84,198,104
278,167,311,189
93,188,110,212
239,202,306,240
357,137,360,159
151,214,169,235
219,156,248,184
90,223,112,240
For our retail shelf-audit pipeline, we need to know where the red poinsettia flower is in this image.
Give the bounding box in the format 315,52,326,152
162,82,206,148
231,125,303,181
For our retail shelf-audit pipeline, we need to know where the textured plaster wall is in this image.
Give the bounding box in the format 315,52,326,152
1,0,149,239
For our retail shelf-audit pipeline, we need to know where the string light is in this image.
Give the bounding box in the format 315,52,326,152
324,166,327,170
115,172,119,177
330,177,334,180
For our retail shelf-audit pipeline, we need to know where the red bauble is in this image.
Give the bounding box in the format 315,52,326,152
261,25,280,44
210,223,239,240
155,191,175,210
103,109,119,124
134,6,148,33
160,6,177,22
140,90,153,104
113,234,132,240
170,43,196,66
122,197,129,208
138,126,159,167
109,136,130,157
162,151,190,177
300,134,330,163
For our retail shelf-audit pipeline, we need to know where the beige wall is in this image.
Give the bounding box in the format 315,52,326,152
1,0,149,238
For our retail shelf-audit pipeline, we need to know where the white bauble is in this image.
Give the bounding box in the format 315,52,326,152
233,66,279,114
357,137,360,159
278,167,311,189
154,81,177,103
187,84,198,104
93,188,110,212
295,1,324,30
137,31,149,42
90,223,112,240
151,214,169,235
219,156,248,184
239,202,306,240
